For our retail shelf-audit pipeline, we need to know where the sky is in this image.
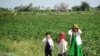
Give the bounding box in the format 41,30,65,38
0,0,100,9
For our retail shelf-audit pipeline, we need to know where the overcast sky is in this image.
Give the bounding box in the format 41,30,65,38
0,0,100,9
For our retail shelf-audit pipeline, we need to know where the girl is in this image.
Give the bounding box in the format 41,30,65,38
68,24,83,56
57,32,68,56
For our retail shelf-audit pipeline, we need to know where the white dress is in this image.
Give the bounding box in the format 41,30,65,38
58,39,68,54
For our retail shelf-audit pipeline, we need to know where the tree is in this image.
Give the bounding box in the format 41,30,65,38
54,2,68,12
14,3,33,12
72,6,80,11
28,3,33,11
0,7,10,11
14,5,28,12
80,2,90,11
97,5,100,10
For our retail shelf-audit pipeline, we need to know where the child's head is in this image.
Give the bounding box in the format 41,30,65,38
45,32,51,39
72,24,79,32
59,32,65,39
57,32,66,44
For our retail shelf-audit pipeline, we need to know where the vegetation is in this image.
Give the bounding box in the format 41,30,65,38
0,1,100,56
0,7,11,12
72,6,80,11
0,1,99,12
96,5,100,10
0,12,100,56
80,2,90,11
72,2,90,11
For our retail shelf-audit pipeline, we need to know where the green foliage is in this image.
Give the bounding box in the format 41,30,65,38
72,6,80,11
80,1,90,11
0,41,13,52
72,1,90,11
0,13,100,56
97,5,100,10
14,3,33,12
0,7,10,12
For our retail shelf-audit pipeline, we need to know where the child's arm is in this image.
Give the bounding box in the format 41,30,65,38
68,29,72,44
78,29,82,34
68,29,72,35
42,38,46,43
51,39,54,49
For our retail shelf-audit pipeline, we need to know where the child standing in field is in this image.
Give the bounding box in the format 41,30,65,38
68,24,83,56
42,32,54,56
57,32,68,56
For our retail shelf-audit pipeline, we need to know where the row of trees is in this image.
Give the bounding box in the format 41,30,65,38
14,3,33,12
0,2,100,12
72,2,100,11
14,1,100,12
0,7,11,11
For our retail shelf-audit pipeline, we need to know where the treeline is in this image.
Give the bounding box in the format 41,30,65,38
72,2,100,11
0,1,100,12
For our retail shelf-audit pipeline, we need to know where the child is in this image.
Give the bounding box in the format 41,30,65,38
68,24,83,56
57,32,68,56
42,32,54,56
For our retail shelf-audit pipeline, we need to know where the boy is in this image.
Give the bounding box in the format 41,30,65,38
42,32,54,56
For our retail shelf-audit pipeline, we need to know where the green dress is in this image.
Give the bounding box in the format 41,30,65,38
69,33,83,56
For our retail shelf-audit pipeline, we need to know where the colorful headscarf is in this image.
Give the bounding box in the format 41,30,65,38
57,32,66,44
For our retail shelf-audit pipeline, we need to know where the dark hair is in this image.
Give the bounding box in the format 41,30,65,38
45,32,50,35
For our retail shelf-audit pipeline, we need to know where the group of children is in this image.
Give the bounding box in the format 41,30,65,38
42,24,83,56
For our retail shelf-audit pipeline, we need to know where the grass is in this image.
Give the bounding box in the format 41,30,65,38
0,13,100,56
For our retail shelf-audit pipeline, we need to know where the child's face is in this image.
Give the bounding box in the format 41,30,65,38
72,28,78,32
46,34,51,39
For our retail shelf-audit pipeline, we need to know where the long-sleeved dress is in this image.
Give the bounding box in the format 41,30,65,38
68,29,83,56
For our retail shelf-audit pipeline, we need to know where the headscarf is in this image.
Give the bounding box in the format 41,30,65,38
57,32,66,44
